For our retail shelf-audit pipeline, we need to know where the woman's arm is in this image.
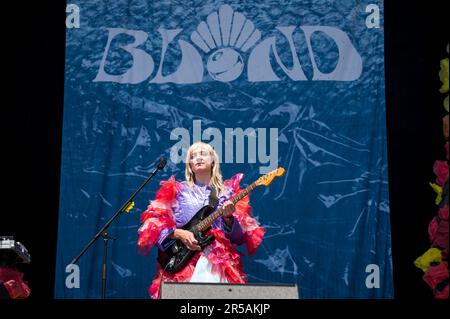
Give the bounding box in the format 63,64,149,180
222,216,245,245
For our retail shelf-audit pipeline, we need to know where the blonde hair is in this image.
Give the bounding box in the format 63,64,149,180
185,141,225,194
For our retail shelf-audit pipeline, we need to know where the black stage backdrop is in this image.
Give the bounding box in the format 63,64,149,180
4,0,449,302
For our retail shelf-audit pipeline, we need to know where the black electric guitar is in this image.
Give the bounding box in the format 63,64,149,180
157,167,285,273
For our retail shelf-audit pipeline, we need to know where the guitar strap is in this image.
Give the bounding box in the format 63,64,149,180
208,186,219,210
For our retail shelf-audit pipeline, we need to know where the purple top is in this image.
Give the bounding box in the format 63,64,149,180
157,181,245,251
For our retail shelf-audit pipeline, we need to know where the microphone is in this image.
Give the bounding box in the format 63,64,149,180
157,157,167,170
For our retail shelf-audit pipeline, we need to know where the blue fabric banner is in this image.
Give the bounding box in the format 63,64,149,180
56,0,392,298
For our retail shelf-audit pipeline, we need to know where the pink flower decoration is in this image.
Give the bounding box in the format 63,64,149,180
423,262,449,299
428,217,439,242
439,204,449,221
433,160,449,186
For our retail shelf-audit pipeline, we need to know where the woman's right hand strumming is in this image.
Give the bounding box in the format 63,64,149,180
171,229,201,251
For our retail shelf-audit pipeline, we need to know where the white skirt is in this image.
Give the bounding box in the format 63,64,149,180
189,247,228,283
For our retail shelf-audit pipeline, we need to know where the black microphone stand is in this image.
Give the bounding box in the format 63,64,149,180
69,157,167,299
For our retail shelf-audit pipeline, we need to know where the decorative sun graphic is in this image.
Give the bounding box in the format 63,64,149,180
190,5,261,82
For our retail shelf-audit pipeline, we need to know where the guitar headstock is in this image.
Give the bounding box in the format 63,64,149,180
255,167,285,187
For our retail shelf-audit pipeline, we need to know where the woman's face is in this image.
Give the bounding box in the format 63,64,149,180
189,146,213,174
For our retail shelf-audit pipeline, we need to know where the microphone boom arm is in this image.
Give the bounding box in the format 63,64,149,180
68,157,167,298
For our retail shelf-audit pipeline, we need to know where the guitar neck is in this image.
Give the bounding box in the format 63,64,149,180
196,182,257,232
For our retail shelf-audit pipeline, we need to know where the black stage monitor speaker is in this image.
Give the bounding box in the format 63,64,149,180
160,282,299,299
